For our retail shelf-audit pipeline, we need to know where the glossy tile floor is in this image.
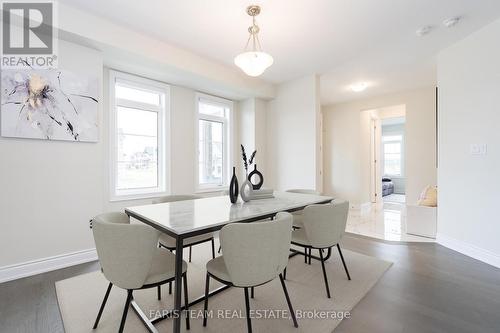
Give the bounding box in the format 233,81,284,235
346,202,434,243
383,193,406,203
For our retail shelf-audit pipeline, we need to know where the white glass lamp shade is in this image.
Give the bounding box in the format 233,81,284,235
234,51,273,77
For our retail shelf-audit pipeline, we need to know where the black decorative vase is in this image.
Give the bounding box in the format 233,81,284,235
229,167,239,203
248,164,264,190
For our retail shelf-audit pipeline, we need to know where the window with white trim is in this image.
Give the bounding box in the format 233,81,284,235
109,71,169,200
196,94,232,191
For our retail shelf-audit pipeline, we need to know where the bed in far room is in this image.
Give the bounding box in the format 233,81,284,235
382,178,394,196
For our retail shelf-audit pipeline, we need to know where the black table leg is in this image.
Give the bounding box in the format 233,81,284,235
173,237,184,333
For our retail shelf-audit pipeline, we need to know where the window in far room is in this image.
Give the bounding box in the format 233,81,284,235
196,93,233,191
383,135,403,176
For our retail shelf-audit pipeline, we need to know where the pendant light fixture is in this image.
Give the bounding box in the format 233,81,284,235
234,5,273,77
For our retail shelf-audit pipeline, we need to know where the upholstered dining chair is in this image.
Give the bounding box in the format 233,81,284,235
153,195,216,262
91,212,190,333
153,194,216,295
285,189,322,263
203,212,298,333
290,201,351,298
285,189,321,229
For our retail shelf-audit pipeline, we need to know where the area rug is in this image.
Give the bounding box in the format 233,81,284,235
56,242,391,333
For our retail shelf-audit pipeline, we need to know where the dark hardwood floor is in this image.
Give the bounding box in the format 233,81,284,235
1,235,499,333
0,261,100,333
337,235,500,333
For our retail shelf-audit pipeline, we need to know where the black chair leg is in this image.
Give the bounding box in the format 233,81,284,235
319,248,331,298
218,245,221,254
244,287,253,333
203,273,210,327
157,285,161,300
279,273,298,328
211,239,216,259
189,246,192,263
304,248,307,263
118,290,133,333
93,282,113,329
283,267,287,280
169,248,174,294
183,272,190,330
337,244,351,280
308,248,312,265
251,286,254,299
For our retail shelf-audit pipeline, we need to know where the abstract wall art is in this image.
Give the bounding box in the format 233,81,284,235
1,68,99,142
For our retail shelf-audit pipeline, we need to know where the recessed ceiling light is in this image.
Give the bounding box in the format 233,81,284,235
416,25,433,37
350,82,368,92
443,16,461,28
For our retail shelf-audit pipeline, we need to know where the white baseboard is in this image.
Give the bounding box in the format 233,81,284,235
0,248,98,284
436,234,500,268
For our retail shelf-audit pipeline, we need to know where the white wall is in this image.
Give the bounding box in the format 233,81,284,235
323,87,436,206
254,98,268,180
0,40,241,275
437,18,500,267
237,98,268,181
266,75,321,191
0,40,104,268
239,99,256,152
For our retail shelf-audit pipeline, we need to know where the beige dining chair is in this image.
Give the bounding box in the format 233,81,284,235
153,194,216,295
285,189,321,229
202,212,298,333
290,201,351,298
285,189,322,263
91,212,190,332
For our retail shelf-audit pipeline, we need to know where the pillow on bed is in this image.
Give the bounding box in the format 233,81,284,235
418,185,437,207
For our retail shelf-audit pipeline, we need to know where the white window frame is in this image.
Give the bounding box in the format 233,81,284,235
109,70,170,201
195,92,233,192
382,134,404,177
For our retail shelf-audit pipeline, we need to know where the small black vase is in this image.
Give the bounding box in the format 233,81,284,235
248,164,264,190
229,167,239,203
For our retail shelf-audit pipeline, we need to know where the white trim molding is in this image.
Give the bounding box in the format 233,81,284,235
194,92,234,192
108,69,171,202
0,248,98,284
437,234,500,268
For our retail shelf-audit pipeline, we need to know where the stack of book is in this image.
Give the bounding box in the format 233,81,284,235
251,188,274,200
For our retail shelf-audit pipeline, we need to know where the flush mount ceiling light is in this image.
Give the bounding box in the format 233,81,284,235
443,16,461,28
350,82,368,92
416,25,433,37
234,5,273,77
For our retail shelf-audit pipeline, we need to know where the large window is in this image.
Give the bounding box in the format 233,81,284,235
383,135,403,176
110,71,169,200
196,94,232,191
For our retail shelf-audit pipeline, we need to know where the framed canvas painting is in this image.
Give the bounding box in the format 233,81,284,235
1,69,99,142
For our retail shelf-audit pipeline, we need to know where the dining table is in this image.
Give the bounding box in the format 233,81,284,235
125,191,334,333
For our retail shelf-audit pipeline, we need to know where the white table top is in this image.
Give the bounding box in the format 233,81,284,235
125,191,333,237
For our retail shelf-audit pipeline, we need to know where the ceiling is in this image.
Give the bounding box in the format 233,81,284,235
61,0,500,105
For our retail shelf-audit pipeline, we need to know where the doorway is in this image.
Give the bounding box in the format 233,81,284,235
367,105,406,205
381,116,406,203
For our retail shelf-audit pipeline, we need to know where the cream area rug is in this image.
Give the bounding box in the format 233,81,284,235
56,241,391,333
